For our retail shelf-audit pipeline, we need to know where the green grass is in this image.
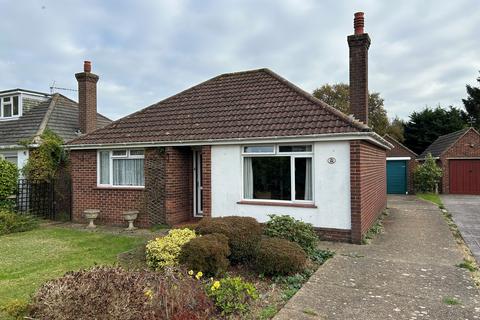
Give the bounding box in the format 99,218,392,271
0,226,145,312
417,193,442,207
259,305,278,319
456,259,478,272
442,296,461,305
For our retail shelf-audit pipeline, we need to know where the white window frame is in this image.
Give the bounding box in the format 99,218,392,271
97,149,145,188
241,144,314,204
0,95,22,120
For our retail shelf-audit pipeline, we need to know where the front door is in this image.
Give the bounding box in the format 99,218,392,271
193,150,203,216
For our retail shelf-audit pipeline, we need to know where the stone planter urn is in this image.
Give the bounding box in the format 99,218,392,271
122,210,139,231
84,209,100,229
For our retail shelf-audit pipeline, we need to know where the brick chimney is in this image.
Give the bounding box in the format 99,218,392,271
75,61,99,134
348,12,370,125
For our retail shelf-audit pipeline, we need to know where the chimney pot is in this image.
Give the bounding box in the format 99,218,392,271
354,12,365,35
84,60,92,73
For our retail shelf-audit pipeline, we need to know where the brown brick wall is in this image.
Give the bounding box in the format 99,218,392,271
348,33,370,125
164,146,193,225
316,227,352,242
201,146,212,217
440,129,480,193
75,72,99,134
350,140,387,244
70,150,148,227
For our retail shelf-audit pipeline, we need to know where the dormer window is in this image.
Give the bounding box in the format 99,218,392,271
1,96,20,118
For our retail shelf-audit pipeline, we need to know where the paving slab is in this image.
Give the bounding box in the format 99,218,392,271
275,196,480,320
442,195,480,264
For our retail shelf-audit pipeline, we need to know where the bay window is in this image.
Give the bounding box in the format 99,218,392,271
243,145,313,202
98,149,145,187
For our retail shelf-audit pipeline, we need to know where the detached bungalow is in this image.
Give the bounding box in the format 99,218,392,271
66,13,391,243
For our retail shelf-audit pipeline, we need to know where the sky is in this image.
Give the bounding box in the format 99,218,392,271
0,0,479,121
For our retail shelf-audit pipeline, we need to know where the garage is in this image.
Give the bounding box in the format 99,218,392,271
387,160,407,194
449,159,480,194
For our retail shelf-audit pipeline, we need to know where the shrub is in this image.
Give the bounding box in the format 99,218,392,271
0,209,38,235
21,129,67,182
145,228,196,270
1,299,29,319
414,153,442,193
0,158,18,201
30,266,214,320
180,233,230,276
207,276,258,316
254,237,307,276
264,214,318,255
196,216,262,263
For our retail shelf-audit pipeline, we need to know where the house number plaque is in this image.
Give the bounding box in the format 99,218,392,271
327,157,336,164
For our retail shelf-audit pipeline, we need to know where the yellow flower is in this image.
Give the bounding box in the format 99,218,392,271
144,288,154,300
188,270,194,276
195,271,203,280
211,280,221,291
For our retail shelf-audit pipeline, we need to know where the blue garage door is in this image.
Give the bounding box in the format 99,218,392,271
387,160,407,194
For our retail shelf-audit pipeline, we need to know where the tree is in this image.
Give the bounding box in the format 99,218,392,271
404,106,466,154
312,83,389,136
386,116,406,142
414,153,442,193
462,71,480,129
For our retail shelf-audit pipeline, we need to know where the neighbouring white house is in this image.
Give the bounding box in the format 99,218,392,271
0,87,111,174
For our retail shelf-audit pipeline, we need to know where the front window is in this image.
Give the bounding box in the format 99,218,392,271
0,96,20,118
98,149,145,187
0,152,18,166
243,144,313,202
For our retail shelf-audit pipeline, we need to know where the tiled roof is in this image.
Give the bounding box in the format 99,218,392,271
384,134,417,158
0,93,111,147
419,128,470,158
68,68,371,146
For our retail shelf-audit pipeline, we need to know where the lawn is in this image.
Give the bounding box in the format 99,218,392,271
0,226,145,311
417,193,443,207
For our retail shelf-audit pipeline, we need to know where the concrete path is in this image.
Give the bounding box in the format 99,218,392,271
275,196,480,320
442,195,480,264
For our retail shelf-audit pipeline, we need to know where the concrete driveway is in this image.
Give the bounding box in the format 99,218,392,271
441,195,480,264
274,196,480,320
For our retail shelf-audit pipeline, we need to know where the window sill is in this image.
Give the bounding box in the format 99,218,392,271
94,186,145,191
237,200,317,208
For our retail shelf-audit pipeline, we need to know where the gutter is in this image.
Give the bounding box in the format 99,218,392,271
65,131,393,151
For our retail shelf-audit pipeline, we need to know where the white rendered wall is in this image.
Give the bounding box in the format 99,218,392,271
211,142,351,229
17,149,29,171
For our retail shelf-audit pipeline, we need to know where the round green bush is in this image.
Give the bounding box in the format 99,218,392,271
0,158,18,201
196,216,262,263
180,233,230,276
254,237,307,276
264,214,318,255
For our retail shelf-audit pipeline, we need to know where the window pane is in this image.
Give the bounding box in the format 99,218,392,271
113,159,144,186
244,156,291,200
279,145,312,153
3,104,12,117
243,146,274,153
12,96,19,115
130,149,144,156
99,151,110,184
112,150,127,157
3,97,11,102
295,158,312,200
